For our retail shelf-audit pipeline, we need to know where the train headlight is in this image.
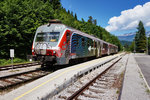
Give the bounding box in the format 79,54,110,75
53,51,56,54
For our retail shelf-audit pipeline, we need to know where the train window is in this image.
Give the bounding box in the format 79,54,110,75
48,32,60,42
91,41,93,47
77,40,79,46
35,32,60,42
66,33,70,43
87,38,90,47
95,41,97,47
35,33,47,42
82,38,85,46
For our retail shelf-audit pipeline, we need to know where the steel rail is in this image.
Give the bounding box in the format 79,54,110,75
0,68,49,90
0,62,40,71
67,57,122,100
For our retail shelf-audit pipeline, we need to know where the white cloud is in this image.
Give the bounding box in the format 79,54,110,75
146,22,150,26
105,2,150,32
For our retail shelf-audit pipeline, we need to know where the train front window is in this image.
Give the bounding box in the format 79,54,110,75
35,33,47,42
48,32,60,42
35,32,60,42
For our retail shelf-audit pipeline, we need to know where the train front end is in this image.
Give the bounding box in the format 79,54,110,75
32,20,66,66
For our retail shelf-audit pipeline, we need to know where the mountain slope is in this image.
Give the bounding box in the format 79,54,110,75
120,40,132,46
117,31,150,42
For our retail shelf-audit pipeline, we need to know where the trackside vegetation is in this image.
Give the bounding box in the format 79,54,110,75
0,0,122,60
0,58,26,66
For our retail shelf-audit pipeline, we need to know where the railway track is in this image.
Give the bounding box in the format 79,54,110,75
67,57,122,100
0,62,40,71
52,54,128,100
0,69,50,90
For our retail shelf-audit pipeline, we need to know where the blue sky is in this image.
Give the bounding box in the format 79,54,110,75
61,0,150,36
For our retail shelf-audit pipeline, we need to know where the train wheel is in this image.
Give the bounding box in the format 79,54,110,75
41,63,45,68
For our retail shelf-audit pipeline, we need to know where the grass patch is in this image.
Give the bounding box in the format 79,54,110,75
146,89,150,94
0,58,32,66
116,90,119,94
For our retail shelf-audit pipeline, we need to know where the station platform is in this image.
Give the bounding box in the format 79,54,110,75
0,54,122,100
120,53,150,100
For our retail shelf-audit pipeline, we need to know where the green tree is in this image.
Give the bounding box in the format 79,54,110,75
74,13,77,20
81,18,85,23
0,0,122,59
135,21,146,52
88,16,93,24
71,11,73,16
93,19,97,25
67,10,70,14
0,0,54,59
50,0,61,10
130,41,135,52
148,36,150,54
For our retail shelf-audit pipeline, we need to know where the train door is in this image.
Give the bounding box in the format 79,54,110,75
64,31,71,64
108,44,110,55
99,41,101,57
101,42,103,56
96,41,100,57
95,41,97,57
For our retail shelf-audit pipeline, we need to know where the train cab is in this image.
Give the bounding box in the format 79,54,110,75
32,19,70,65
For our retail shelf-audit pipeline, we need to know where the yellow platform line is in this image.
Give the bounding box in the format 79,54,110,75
14,56,112,100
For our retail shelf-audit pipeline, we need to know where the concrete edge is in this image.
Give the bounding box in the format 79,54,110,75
118,54,129,100
133,54,150,91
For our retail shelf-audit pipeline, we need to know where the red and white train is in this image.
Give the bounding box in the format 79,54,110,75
32,19,118,66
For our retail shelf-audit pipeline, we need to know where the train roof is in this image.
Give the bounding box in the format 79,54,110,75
66,26,117,47
38,20,118,48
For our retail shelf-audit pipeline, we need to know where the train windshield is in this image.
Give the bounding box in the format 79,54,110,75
48,32,60,42
35,32,60,42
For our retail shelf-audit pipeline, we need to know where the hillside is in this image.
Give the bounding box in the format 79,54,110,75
117,31,150,42
120,40,132,46
0,0,122,59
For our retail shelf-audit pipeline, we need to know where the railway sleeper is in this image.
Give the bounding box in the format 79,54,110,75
67,90,75,94
92,84,108,89
95,80,108,85
58,95,67,99
88,86,106,93
15,77,27,81
1,79,14,84
82,91,101,99
98,78,108,82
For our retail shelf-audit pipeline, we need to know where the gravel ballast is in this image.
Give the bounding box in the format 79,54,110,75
51,54,128,100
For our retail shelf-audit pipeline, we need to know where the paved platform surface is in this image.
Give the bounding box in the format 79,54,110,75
121,53,150,100
0,54,121,100
134,53,150,87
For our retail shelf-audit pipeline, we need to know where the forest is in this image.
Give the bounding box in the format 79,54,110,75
0,0,122,59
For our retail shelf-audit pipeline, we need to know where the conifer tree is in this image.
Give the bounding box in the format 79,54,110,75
88,16,93,24
71,11,73,16
74,13,77,20
135,21,146,52
93,19,97,25
50,0,61,10
68,10,70,14
148,36,150,54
